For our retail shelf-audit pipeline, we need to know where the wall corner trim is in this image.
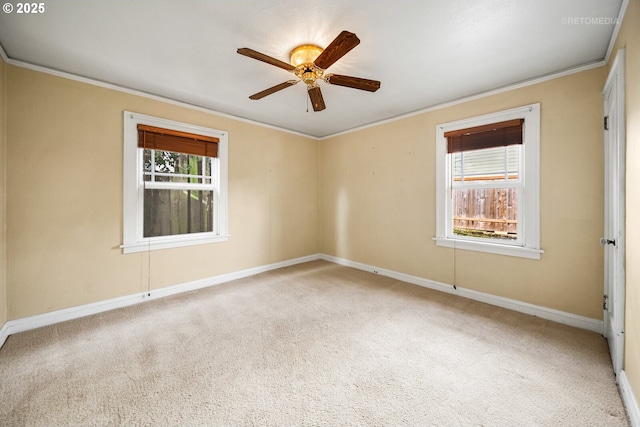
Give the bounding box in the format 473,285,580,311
320,254,604,334
0,322,9,350
620,370,640,427
0,43,8,63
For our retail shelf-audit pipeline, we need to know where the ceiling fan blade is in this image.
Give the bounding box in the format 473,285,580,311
308,86,326,111
314,31,360,70
249,80,299,100
237,48,295,72
325,74,381,92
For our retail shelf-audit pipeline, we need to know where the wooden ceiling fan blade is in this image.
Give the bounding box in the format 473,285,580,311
237,48,296,71
326,74,381,92
314,31,360,70
249,80,298,100
308,86,326,111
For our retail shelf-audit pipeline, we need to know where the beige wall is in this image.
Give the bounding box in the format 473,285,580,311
321,66,606,319
1,8,636,412
0,56,6,326
5,66,319,319
609,0,640,412
1,10,631,393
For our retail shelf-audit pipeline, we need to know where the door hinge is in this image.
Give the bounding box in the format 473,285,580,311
603,294,609,310
604,116,609,130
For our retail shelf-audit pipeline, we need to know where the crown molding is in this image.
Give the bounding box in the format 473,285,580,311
3,45,607,142
0,42,8,63
3,56,318,140
320,60,606,140
605,0,630,64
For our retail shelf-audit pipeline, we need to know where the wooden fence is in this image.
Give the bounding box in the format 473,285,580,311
453,188,517,237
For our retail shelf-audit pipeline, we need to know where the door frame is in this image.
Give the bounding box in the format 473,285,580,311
602,47,626,378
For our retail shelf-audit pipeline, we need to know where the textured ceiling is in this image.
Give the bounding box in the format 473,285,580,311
0,0,624,137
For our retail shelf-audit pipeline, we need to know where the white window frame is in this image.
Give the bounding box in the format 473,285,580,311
121,111,229,254
435,103,543,259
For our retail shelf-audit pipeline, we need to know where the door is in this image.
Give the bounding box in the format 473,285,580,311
602,48,625,379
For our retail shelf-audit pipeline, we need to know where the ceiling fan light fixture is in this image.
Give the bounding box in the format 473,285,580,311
290,45,323,67
238,31,380,112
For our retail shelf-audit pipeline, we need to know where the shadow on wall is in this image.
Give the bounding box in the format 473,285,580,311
336,187,350,258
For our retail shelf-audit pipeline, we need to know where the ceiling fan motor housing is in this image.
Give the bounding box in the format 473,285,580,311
300,67,322,85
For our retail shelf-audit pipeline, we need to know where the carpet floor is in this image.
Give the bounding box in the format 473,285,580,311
0,260,630,426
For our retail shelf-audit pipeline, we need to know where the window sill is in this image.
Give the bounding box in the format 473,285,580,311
121,234,229,254
433,237,543,260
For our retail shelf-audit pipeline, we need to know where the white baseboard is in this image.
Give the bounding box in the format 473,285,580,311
0,253,630,418
146,253,321,300
0,253,322,348
0,252,604,348
320,254,604,334
620,370,640,427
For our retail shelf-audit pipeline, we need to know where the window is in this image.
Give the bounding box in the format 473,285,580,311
435,104,542,259
122,112,228,253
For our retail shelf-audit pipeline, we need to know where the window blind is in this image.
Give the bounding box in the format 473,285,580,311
138,124,219,158
445,119,524,154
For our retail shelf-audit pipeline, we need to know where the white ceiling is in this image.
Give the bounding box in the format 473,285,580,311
0,0,624,138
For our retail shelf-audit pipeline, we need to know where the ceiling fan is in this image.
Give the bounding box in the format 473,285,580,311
237,31,381,112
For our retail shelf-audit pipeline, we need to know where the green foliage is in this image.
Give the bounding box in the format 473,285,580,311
145,150,202,178
453,227,516,241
